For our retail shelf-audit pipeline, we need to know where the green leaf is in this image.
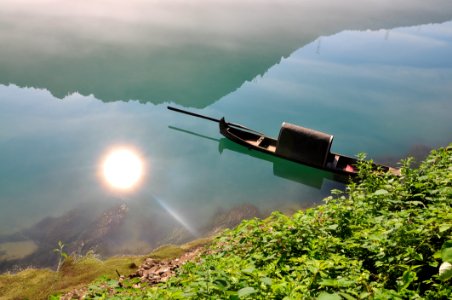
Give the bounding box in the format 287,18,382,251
237,287,256,298
213,278,228,288
374,189,388,196
317,292,342,300
338,292,356,300
398,271,416,290
441,240,452,263
320,278,354,288
319,279,337,287
260,277,272,286
439,224,452,233
328,224,339,230
433,250,442,259
241,267,255,274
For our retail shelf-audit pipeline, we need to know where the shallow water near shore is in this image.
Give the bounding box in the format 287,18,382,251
1,0,452,272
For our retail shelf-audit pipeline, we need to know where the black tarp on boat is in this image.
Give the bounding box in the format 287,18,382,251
275,123,333,168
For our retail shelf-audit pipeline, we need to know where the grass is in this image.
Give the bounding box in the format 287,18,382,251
0,238,211,300
0,254,143,299
148,237,211,260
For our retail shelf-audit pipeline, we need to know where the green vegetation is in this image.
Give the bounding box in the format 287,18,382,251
54,241,69,272
80,145,452,299
1,145,450,299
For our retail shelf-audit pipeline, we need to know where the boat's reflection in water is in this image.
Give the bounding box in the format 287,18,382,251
218,138,349,189
169,126,348,190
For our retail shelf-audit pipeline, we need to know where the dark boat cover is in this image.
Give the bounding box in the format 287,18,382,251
275,122,333,168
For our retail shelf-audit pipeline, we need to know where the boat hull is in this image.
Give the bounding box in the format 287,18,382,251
219,119,398,177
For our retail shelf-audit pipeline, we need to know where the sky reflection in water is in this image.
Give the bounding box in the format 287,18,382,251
0,6,452,270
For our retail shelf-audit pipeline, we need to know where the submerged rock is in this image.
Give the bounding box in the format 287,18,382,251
0,240,38,261
377,144,433,167
206,203,262,234
0,203,130,272
0,202,261,273
74,203,129,255
0,200,203,273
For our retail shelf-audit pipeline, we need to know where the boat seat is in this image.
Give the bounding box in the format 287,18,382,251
275,122,333,168
331,155,340,168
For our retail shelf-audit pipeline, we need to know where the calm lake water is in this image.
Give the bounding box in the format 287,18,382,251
1,0,452,271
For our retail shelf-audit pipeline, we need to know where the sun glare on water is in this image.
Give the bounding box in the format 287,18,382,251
101,147,144,191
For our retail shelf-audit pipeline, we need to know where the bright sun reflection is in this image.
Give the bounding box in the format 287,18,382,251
101,147,144,191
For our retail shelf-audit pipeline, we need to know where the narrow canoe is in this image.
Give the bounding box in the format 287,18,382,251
167,106,399,177
219,118,399,177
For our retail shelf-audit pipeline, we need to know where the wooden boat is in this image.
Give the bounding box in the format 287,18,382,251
168,106,399,176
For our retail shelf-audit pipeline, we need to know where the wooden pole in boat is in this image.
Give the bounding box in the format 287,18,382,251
167,106,260,133
167,106,221,123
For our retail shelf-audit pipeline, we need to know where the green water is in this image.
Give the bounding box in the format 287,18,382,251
1,0,452,271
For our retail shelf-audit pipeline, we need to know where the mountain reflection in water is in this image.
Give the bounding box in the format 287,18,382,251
1,0,452,107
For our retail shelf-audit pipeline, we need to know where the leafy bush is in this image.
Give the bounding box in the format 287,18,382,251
83,145,452,299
